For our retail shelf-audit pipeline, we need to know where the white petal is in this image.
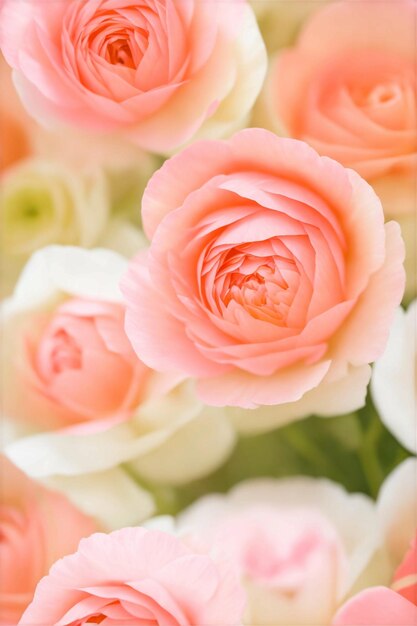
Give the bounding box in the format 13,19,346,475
99,219,148,259
228,365,371,435
371,302,416,453
44,467,155,531
377,458,417,568
128,408,236,485
11,245,128,309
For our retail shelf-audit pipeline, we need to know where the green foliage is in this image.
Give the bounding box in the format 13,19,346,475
137,394,411,516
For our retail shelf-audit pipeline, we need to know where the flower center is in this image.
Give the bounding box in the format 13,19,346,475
105,38,136,69
212,243,300,325
49,330,82,374
36,327,83,383
353,81,402,109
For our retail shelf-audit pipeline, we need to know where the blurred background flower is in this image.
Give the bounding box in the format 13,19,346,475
0,455,97,625
1,160,110,295
149,476,390,625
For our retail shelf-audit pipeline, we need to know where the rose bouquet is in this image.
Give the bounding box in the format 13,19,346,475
0,0,415,624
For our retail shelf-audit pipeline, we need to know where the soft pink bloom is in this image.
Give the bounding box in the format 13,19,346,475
267,0,416,205
9,297,149,431
333,531,417,626
0,456,96,625
19,527,246,626
187,507,347,625
0,0,266,153
153,477,388,625
122,129,405,410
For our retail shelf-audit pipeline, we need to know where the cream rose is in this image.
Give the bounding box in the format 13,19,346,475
0,158,147,297
1,246,235,529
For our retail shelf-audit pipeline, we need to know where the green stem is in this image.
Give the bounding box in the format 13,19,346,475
357,414,384,498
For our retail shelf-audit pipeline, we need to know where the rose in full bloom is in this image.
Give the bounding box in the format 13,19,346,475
260,0,416,297
122,129,404,418
332,532,417,626
148,478,389,625
371,301,416,453
0,456,96,625
0,0,266,154
2,246,235,528
19,527,246,626
0,54,35,172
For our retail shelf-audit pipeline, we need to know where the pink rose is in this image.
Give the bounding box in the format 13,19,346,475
122,129,404,413
0,456,96,625
19,527,246,626
265,0,416,204
17,297,148,430
0,0,266,153
333,531,417,626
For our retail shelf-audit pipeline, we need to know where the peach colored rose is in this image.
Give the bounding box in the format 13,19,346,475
0,456,96,625
19,527,246,626
22,298,148,429
2,246,235,528
122,129,404,416
333,532,417,626
0,54,35,172
0,0,266,153
266,0,416,190
260,0,416,297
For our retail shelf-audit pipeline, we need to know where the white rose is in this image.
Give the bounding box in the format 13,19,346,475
149,477,390,625
371,301,416,453
377,458,417,571
0,158,146,296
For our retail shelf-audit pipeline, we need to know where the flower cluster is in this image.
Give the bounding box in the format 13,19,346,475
0,0,415,624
